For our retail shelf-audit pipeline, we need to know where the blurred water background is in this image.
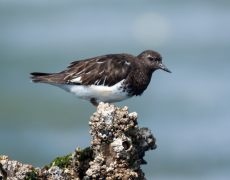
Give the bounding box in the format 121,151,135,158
1,0,230,179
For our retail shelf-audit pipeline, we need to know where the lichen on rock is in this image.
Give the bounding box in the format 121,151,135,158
0,103,156,179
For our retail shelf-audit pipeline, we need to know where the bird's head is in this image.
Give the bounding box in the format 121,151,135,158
138,50,171,73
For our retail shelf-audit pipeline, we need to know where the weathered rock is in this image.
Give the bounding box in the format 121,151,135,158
0,155,35,180
85,103,156,179
0,103,156,179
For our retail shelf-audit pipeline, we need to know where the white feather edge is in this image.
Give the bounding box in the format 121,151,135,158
70,76,82,83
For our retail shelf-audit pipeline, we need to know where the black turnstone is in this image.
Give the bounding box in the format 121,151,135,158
30,50,171,106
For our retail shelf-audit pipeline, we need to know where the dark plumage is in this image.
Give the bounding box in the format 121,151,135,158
31,50,171,106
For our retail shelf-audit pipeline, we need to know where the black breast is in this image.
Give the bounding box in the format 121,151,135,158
124,68,153,96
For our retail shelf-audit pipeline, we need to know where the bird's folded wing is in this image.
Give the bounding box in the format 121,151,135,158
63,55,132,87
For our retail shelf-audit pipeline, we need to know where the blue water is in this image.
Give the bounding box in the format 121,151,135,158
1,1,230,179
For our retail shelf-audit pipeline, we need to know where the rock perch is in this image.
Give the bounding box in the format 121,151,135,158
0,103,156,179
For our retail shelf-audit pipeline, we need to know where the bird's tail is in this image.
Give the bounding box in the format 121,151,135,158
30,72,55,83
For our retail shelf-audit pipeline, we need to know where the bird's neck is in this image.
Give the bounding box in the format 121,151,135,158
126,69,153,96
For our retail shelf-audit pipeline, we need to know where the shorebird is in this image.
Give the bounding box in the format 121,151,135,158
31,50,171,106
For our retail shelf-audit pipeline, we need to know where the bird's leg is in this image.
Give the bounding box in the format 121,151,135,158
90,98,99,107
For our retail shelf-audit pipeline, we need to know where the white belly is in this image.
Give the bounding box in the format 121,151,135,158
58,80,129,103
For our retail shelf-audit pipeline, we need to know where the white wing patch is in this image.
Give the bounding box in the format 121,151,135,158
125,61,131,65
70,76,82,83
97,61,105,64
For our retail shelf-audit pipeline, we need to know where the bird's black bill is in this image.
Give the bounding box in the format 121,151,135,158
159,63,171,73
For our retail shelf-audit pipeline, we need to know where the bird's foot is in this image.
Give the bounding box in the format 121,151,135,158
90,98,99,107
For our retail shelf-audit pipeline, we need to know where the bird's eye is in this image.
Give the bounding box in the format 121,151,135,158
148,56,155,61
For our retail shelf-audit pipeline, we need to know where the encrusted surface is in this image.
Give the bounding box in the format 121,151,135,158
0,103,156,179
0,155,34,180
86,102,156,179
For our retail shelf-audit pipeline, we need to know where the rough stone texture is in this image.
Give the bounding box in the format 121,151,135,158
0,103,156,180
86,103,156,179
0,155,34,180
